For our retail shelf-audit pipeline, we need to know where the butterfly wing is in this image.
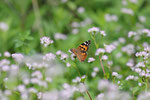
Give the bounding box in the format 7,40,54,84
70,40,91,62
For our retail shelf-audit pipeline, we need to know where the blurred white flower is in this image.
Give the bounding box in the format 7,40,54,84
40,36,53,47
54,33,67,40
121,8,134,15
96,93,104,100
95,48,105,56
32,71,42,79
91,72,97,77
56,50,68,60
88,57,95,63
122,44,135,55
137,92,150,100
88,27,100,34
100,30,106,36
139,16,146,22
93,67,99,72
28,88,37,93
112,72,119,77
66,62,71,67
17,85,26,93
72,22,80,27
4,51,11,57
129,0,138,4
0,22,9,31
102,55,108,60
104,44,116,53
46,77,52,83
122,0,127,5
43,53,56,61
12,53,24,63
128,31,136,38
77,7,85,13
72,28,79,34
105,14,118,22
118,37,126,44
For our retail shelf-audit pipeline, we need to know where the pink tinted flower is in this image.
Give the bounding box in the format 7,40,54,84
54,33,67,40
88,27,100,34
43,53,56,61
40,36,53,47
95,48,105,56
88,57,95,63
104,44,116,53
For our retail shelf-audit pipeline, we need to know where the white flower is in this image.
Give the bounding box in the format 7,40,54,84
100,30,106,36
77,7,85,13
40,36,53,47
17,85,26,93
139,16,146,22
102,55,108,60
95,48,105,55
72,29,79,34
54,33,67,40
0,22,9,31
93,67,99,72
43,53,56,61
118,37,126,44
91,72,97,77
28,88,37,93
104,44,116,53
128,31,136,38
46,77,52,83
4,51,11,57
121,8,134,15
112,72,119,77
105,14,118,22
129,0,138,4
88,27,100,34
66,62,71,67
72,22,80,27
12,53,24,63
88,57,95,63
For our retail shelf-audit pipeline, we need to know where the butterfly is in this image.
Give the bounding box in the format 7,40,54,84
70,40,91,62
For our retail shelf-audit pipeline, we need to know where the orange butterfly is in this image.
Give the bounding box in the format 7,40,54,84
70,40,91,62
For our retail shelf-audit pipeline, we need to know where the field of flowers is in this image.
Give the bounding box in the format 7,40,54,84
1,0,150,100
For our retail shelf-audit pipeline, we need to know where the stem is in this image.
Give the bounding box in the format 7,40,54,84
90,33,106,76
72,62,92,100
99,56,105,75
83,82,92,100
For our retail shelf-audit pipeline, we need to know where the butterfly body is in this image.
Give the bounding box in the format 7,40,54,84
70,40,91,62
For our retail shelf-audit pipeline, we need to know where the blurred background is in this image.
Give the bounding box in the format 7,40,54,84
1,0,150,100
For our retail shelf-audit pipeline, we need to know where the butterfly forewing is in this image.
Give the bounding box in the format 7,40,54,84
70,40,91,62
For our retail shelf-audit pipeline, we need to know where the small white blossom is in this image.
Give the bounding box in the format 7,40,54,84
12,53,24,63
100,30,106,36
43,53,56,61
128,31,136,38
95,48,105,55
77,7,85,13
112,72,119,77
40,36,53,47
4,51,11,57
88,57,95,63
93,67,99,72
102,55,108,60
88,27,100,34
0,22,9,31
104,44,116,53
66,62,71,67
91,72,97,77
121,8,134,15
54,33,67,40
